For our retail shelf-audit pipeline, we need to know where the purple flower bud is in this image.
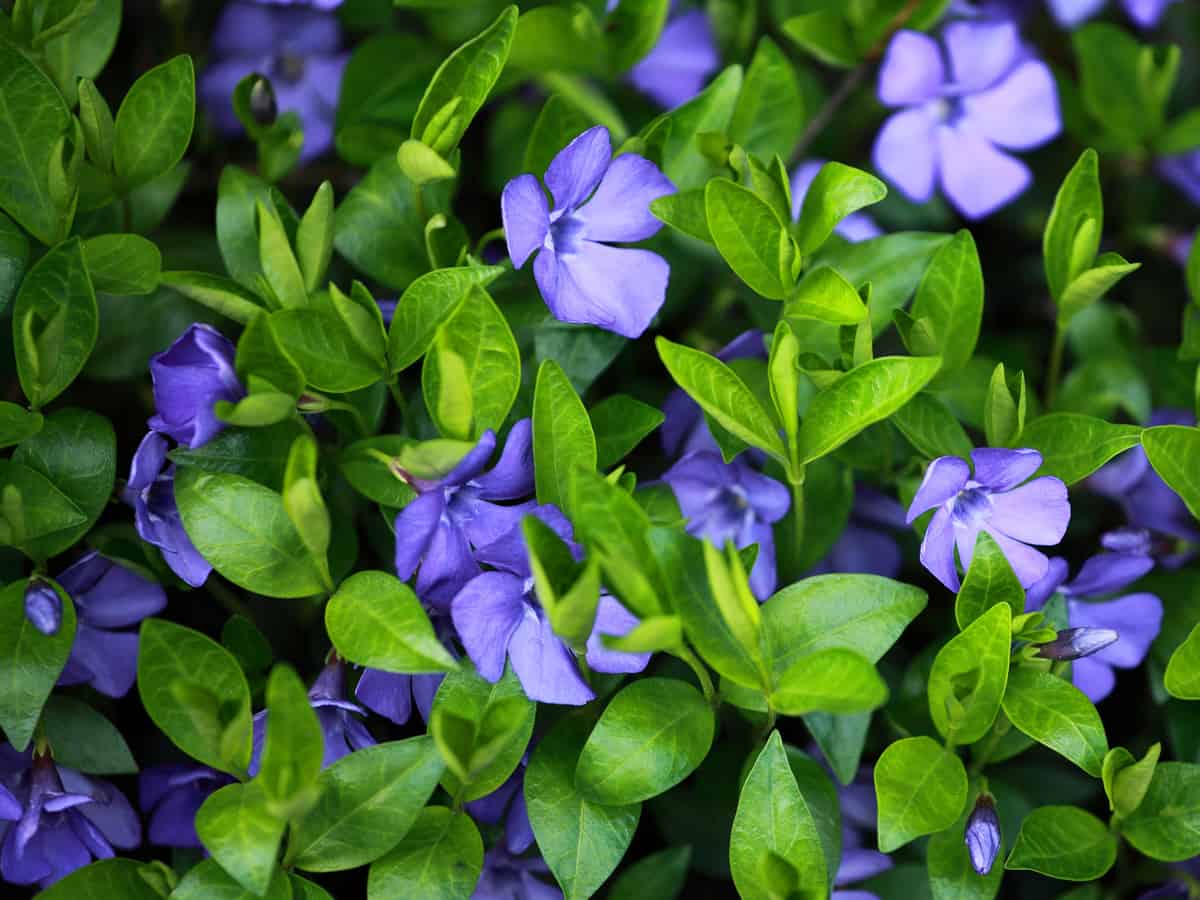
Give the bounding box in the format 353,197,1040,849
249,76,277,126
964,794,1001,875
1035,627,1120,661
23,581,61,636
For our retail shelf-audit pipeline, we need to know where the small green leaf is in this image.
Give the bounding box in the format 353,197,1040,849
1167,622,1200,699
911,230,983,378
793,162,887,256
532,358,597,508
784,265,867,325
1017,413,1143,485
1005,806,1116,881
1043,148,1101,301
113,55,195,189
589,394,663,470
159,270,266,324
983,362,1025,447
929,603,1012,744
367,806,483,900
875,736,968,853
1057,254,1140,326
1105,742,1160,819
195,781,287,896
1002,668,1108,777
296,181,334,293
388,266,505,372
172,859,290,900
891,393,974,460
0,579,75,751
606,846,692,900
955,531,1025,629
705,177,791,300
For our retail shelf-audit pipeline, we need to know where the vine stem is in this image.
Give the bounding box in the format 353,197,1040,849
789,478,806,576
1045,327,1066,409
676,645,718,707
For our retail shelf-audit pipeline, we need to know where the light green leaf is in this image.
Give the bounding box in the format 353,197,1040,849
771,648,888,716
1141,425,1200,520
654,65,743,190
589,394,663,470
955,532,1024,629
1121,762,1200,861
172,859,290,900
1166,622,1200,699
367,806,483,900
1005,806,1116,880
728,37,805,164
784,265,867,325
1017,413,1142,486
705,177,792,300
928,603,1012,744
270,307,388,393
159,270,266,324
793,162,887,256
891,393,973,460
875,736,968,853
1002,668,1108,777
1043,148,1101,301
534,358,597,508
258,664,323,809
195,781,287,896
388,266,505,372
911,230,983,378
34,859,167,900
1057,254,1140,325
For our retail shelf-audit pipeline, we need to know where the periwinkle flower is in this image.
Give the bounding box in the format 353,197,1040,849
1025,551,1162,702
809,486,907,578
661,330,765,459
199,2,348,161
1159,152,1200,206
122,431,213,588
394,420,536,609
473,841,560,900
1047,0,1177,28
147,323,244,449
0,746,141,889
964,794,1001,876
907,448,1070,591
451,509,650,705
139,763,235,848
22,581,61,636
249,657,375,774
501,125,676,338
792,161,883,243
256,0,344,8
55,551,168,698
466,757,533,858
662,451,790,599
629,10,720,109
873,22,1060,219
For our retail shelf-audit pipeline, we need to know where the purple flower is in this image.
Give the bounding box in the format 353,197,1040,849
872,22,1060,219
139,763,235,849
54,552,167,698
451,509,650,705
662,451,790,599
249,658,375,775
0,746,141,889
147,324,244,449
466,757,533,857
908,448,1070,591
256,0,344,8
628,10,720,109
122,431,213,588
1089,409,1200,563
394,420,536,609
1159,153,1200,205
501,125,676,338
1025,551,1162,702
199,2,347,161
792,161,883,242
473,843,561,900
809,486,907,578
964,794,1001,875
660,330,765,459
1047,0,1177,27
22,581,61,636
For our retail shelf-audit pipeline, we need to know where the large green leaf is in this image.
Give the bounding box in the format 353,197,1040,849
172,858,291,900
728,37,805,163
875,736,968,853
0,460,88,560
113,55,195,189
575,678,714,805
928,603,1012,744
534,359,597,509
705,177,791,300
388,265,504,371
655,65,743,190
288,737,445,871
770,648,887,716
1121,762,1200,861
1001,669,1108,777
1005,806,1116,881
911,230,983,378
367,806,483,900
35,859,166,900
195,781,287,896
1018,413,1142,486
1166,622,1200,700
0,579,75,751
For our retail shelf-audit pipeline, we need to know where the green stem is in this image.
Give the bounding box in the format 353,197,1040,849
1045,327,1066,409
757,707,778,746
969,723,1005,776
473,227,506,260
790,478,806,571
677,645,718,707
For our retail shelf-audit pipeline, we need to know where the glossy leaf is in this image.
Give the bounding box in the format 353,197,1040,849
955,532,1025,630
388,265,504,371
911,230,983,377
195,781,286,896
113,55,195,189
705,177,791,300
928,603,1012,744
1002,668,1108,777
0,579,75,751
367,806,484,900
875,736,968,853
793,162,887,255
1018,413,1142,486
1141,425,1200,520
1005,806,1116,881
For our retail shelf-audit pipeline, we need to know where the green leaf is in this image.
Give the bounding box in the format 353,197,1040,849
1005,806,1116,880
589,394,664,470
891,393,974,460
764,574,927,683
804,710,870,787
955,531,1025,629
137,618,252,775
655,65,743,190
607,846,692,900
731,732,828,899
1073,24,1170,149
259,664,323,809
798,355,942,463
0,37,73,245
113,55,195,189
257,199,307,308
793,162,887,256
771,648,888,716
784,265,868,325
34,859,167,900
1001,668,1108,777
1121,762,1200,861
367,806,484,900
423,285,519,440
326,570,457,673
388,266,505,372
174,466,328,598
1167,622,1200,699
650,189,712,243
269,306,388,393
1104,742,1160,819
1057,254,1140,326
13,237,98,410
1043,148,1101,302
41,695,137,774
215,166,277,290
411,6,518,155
780,12,858,67
0,405,42,450
0,579,75,751
1017,413,1142,486
81,233,161,296
606,0,670,73
522,93,593,176
656,336,788,463
533,359,597,508
769,321,801,451
0,210,30,315
525,715,640,900
172,858,290,900
195,780,287,896
911,230,983,378
159,270,266,324
875,736,968,853
78,77,114,173
1141,425,1200,520
11,407,115,560
929,603,1012,744
705,177,791,300
0,460,87,560
575,677,715,805
170,420,305,490
728,37,805,164
508,4,606,76
430,665,535,802
289,737,445,871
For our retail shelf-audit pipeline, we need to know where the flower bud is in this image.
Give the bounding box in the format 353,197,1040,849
1100,527,1153,556
1035,627,1119,661
23,580,62,636
964,794,1001,875
249,77,277,126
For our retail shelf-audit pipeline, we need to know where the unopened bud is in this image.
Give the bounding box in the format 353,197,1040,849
24,580,62,636
964,794,1001,876
249,77,277,126
1035,627,1119,661
1100,527,1153,556
297,393,331,413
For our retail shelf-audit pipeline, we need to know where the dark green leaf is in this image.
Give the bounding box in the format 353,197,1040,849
41,695,137,774
35,859,166,900
911,230,982,378
589,394,664,470
0,579,75,751
534,359,597,508
113,55,195,189
82,233,161,295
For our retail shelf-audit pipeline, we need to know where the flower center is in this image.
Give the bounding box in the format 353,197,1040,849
547,211,587,255
951,487,993,529
275,52,307,84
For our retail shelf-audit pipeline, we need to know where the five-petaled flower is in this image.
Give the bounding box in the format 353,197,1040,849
1047,0,1178,28
147,323,244,449
873,21,1060,219
907,448,1070,591
502,125,676,338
